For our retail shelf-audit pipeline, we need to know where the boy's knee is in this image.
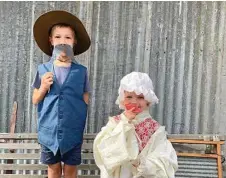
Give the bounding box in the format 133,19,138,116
48,163,62,177
63,164,77,178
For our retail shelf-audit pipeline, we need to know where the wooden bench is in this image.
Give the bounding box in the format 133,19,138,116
0,133,224,178
0,133,99,178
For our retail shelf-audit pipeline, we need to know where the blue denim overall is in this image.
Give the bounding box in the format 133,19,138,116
37,61,87,155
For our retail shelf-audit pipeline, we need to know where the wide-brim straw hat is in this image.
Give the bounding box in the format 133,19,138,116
33,10,91,56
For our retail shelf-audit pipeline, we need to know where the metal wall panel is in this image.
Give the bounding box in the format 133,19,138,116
176,157,218,178
0,1,226,135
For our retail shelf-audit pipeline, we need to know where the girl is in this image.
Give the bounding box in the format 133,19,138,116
93,72,178,178
32,10,90,178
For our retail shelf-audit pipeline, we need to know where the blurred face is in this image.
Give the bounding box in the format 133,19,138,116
122,91,150,112
49,26,76,47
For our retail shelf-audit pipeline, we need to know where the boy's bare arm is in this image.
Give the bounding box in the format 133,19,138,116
32,72,53,105
32,88,48,104
83,92,89,105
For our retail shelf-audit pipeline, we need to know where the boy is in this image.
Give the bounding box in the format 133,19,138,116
32,10,91,178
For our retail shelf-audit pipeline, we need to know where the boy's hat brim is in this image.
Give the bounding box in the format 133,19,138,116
33,10,91,56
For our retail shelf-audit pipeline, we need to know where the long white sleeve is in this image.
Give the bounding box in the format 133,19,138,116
93,114,139,177
134,126,178,178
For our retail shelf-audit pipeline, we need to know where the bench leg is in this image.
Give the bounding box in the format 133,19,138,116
217,143,222,178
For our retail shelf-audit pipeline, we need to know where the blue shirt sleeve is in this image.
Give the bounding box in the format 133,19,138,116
31,70,41,89
84,71,90,92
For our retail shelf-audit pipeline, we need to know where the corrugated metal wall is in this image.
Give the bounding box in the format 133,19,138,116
176,157,218,178
0,1,226,134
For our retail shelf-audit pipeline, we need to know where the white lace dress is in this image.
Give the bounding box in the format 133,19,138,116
93,110,178,178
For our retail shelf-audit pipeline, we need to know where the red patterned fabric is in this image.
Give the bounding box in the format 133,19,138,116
114,115,121,122
134,118,160,151
113,115,160,152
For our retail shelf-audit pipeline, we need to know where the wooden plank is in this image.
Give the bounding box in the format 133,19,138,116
81,153,94,159
177,152,218,158
0,133,225,141
0,143,40,149
0,164,98,171
9,101,18,135
0,133,97,140
6,101,18,174
83,134,96,140
82,143,93,149
169,139,224,145
216,143,223,178
0,153,94,160
0,153,40,159
0,164,47,170
78,164,99,170
1,176,100,178
168,134,225,141
0,142,93,150
1,175,47,178
78,176,100,178
0,139,6,143
0,134,38,140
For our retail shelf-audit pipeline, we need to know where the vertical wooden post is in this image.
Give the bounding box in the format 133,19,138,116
216,143,222,178
6,101,17,174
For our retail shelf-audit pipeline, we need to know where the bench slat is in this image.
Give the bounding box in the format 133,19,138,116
1,175,100,178
1,175,46,178
0,133,225,141
0,133,97,140
0,153,94,160
79,176,100,178
0,153,40,159
0,143,40,149
0,164,47,170
79,164,99,170
0,164,98,171
82,143,93,149
0,134,38,140
0,143,93,150
169,139,224,145
82,153,94,159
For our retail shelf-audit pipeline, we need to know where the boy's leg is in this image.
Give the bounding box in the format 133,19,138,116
62,144,82,178
48,163,62,178
63,164,77,178
40,145,62,178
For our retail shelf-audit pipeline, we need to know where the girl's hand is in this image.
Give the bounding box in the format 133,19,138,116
131,158,140,168
132,159,140,168
40,72,53,92
124,107,137,122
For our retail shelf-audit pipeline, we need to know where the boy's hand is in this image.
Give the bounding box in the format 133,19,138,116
57,51,72,63
40,72,53,92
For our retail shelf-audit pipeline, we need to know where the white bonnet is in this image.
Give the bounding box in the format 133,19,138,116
115,72,159,109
